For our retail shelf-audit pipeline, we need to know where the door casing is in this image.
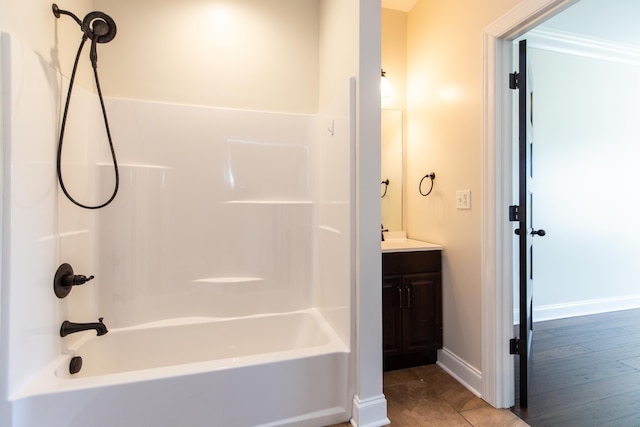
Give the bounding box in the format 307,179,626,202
480,0,579,409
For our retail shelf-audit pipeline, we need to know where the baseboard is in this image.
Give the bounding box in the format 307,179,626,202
351,394,390,427
436,348,482,398
514,295,640,324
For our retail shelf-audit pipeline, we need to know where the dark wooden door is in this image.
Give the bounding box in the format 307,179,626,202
515,39,546,409
403,273,442,353
382,275,403,357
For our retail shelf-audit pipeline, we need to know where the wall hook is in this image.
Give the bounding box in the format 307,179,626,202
327,120,334,136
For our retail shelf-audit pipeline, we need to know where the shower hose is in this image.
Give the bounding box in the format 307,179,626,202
56,34,119,210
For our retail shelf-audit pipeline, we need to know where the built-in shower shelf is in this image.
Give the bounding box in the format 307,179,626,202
194,277,264,283
224,200,313,205
192,277,265,292
318,225,341,234
97,163,170,169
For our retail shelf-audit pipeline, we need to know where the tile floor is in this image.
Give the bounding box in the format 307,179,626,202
328,364,528,427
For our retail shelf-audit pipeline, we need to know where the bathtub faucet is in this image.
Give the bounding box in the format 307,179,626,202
60,318,108,337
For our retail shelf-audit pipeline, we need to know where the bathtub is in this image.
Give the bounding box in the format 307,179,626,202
10,309,351,427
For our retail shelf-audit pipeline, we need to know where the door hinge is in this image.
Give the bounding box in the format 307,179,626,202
510,338,520,355
509,205,519,222
509,72,519,89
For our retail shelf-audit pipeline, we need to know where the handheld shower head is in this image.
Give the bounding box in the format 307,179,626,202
52,4,117,68
52,3,121,209
82,11,117,44
82,11,116,67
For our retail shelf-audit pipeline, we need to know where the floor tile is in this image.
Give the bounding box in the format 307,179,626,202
383,367,421,387
461,406,527,427
327,364,530,426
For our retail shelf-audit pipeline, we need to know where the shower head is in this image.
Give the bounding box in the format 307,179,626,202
82,11,117,44
52,4,117,67
52,4,117,44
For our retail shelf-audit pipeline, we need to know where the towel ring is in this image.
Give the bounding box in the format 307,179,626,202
419,172,436,196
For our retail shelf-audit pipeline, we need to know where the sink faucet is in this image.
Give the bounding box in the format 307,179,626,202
381,224,389,242
60,318,108,337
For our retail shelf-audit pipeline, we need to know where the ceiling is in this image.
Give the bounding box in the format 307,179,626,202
382,0,640,47
539,0,640,47
381,0,417,12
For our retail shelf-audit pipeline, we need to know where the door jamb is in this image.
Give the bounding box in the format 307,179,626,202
480,0,579,409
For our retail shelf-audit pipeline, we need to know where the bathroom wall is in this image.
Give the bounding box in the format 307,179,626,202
93,0,319,113
0,3,92,423
526,43,640,318
0,32,102,400
95,98,319,327
0,0,94,88
381,9,407,112
405,0,520,374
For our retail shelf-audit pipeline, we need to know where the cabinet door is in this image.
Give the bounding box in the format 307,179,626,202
402,273,442,354
382,275,403,357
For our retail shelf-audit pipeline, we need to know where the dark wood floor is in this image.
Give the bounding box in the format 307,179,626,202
512,308,640,426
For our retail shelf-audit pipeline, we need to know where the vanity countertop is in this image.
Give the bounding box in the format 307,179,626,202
381,231,442,253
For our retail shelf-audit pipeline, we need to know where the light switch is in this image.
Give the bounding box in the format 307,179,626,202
456,190,471,209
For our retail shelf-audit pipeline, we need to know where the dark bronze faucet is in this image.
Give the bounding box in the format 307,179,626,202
60,318,108,337
381,224,388,242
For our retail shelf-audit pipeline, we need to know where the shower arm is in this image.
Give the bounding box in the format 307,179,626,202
52,4,82,27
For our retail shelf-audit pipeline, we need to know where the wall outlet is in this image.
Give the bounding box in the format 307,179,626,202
456,190,471,209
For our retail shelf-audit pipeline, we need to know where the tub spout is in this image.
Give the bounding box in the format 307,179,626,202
60,318,108,337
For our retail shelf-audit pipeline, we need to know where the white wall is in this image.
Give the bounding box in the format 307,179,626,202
95,99,318,327
0,3,95,424
1,32,102,400
525,43,640,319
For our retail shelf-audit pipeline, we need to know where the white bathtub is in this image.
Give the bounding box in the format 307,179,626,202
11,309,351,427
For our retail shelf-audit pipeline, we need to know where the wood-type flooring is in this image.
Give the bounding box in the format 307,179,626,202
512,308,640,426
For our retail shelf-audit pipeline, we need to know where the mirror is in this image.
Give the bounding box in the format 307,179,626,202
381,109,403,231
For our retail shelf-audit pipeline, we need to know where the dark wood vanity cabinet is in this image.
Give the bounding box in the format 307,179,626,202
382,250,442,371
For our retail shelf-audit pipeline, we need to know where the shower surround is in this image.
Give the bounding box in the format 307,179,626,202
1,32,353,426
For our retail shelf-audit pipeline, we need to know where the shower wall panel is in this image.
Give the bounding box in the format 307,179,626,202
97,99,318,327
1,33,102,396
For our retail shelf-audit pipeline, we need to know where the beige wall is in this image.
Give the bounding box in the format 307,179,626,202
381,9,407,111
93,0,319,113
1,0,319,112
0,0,94,86
405,0,520,370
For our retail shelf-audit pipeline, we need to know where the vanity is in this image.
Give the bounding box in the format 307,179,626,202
382,233,442,371
381,109,442,370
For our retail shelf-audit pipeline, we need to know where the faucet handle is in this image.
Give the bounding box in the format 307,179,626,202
54,263,95,298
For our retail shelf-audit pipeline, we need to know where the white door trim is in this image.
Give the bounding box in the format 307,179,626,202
480,0,579,409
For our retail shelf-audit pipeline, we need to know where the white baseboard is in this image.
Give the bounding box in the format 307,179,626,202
351,394,390,427
436,348,483,398
514,295,640,324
